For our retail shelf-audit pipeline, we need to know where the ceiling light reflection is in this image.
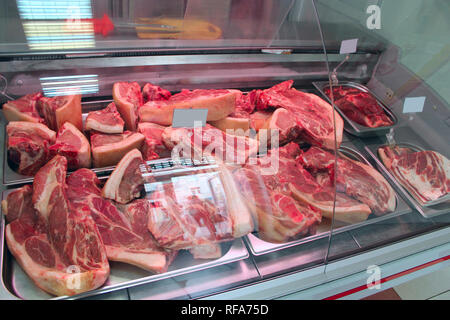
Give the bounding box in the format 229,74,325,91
40,74,99,96
17,0,95,51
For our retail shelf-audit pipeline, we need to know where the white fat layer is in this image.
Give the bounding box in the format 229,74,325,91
105,246,166,271
102,149,142,200
34,168,59,221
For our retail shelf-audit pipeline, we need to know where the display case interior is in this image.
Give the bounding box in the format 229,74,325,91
0,0,448,300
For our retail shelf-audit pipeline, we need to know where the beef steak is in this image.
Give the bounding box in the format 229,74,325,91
4,156,109,296
67,169,176,273
299,146,396,214
85,102,125,134
378,146,450,204
6,121,56,176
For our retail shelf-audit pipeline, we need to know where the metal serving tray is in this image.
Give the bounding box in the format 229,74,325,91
2,101,116,186
0,182,249,300
365,141,450,219
313,81,398,138
244,141,412,256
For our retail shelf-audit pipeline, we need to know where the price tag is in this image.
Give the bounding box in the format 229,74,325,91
402,97,426,113
340,38,358,54
172,109,208,128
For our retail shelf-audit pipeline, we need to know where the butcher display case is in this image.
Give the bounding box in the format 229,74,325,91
0,0,449,300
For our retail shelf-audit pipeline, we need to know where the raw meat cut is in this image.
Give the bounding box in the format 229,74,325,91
254,80,293,111
232,142,319,242
102,149,144,204
66,169,176,273
208,90,263,133
6,121,56,175
112,82,143,131
259,108,302,146
142,83,172,103
4,157,109,296
208,111,274,136
249,111,273,131
162,124,259,164
233,143,371,237
234,89,258,115
299,146,396,214
233,166,321,243
49,122,91,170
289,164,372,224
139,89,237,126
324,86,393,128
2,185,41,226
85,102,125,134
2,93,45,123
255,80,344,150
378,146,450,204
147,164,253,249
37,94,83,131
207,89,259,133
90,130,144,167
137,122,171,160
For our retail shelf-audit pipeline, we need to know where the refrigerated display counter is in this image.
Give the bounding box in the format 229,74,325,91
0,0,448,300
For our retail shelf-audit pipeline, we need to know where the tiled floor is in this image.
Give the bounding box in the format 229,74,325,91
364,266,450,300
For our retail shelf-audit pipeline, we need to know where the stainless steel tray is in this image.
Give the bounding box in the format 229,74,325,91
244,141,412,256
0,189,249,300
365,141,450,219
3,101,116,186
313,81,398,138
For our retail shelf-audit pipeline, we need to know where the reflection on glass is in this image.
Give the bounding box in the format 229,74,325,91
17,0,95,50
39,74,98,96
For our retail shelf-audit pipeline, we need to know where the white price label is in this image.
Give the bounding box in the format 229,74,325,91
403,97,426,113
172,109,208,128
340,38,358,54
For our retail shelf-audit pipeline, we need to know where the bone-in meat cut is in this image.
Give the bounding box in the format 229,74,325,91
137,122,171,161
3,156,109,296
2,93,45,123
85,102,125,134
6,121,56,176
162,124,259,164
49,122,91,170
139,89,237,126
142,83,172,103
255,80,344,150
324,86,393,128
147,164,254,249
298,146,396,214
37,94,83,131
66,169,176,273
90,130,144,167
112,82,143,131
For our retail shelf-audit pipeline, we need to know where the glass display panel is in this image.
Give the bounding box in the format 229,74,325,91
315,0,450,264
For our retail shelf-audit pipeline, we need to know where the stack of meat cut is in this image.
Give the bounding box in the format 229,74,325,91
208,80,344,150
3,79,402,296
3,156,110,296
324,86,393,128
3,147,254,296
232,142,396,243
3,80,345,177
3,96,145,175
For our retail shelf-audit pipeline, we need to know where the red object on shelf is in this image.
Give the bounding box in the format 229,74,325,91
92,14,115,37
67,13,115,37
